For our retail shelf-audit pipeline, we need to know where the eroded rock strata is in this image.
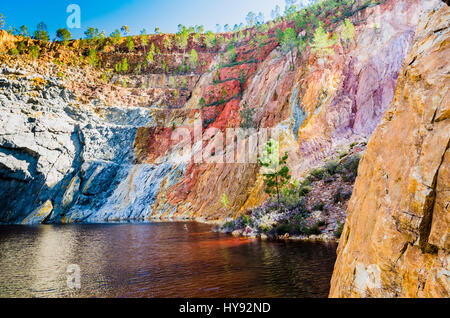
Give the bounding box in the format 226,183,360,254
0,0,440,226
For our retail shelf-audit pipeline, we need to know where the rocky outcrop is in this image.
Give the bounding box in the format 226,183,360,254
330,2,449,297
150,0,436,220
0,71,156,223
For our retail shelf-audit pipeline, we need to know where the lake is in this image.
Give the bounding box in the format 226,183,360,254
0,222,337,297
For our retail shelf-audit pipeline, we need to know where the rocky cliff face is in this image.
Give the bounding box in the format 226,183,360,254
0,0,441,225
330,1,449,297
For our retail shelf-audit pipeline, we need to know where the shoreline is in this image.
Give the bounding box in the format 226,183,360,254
221,229,340,243
0,219,339,243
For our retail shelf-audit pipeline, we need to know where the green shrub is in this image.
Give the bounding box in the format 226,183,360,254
304,224,321,235
299,185,312,196
282,193,304,210
29,45,40,59
339,150,349,159
325,160,340,175
301,177,312,187
240,214,251,227
226,44,237,63
126,36,135,52
222,221,235,230
239,102,256,129
344,155,360,174
310,167,326,180
317,220,326,227
275,223,291,235
341,155,361,182
312,202,325,211
17,41,26,54
8,48,19,55
258,223,272,233
334,221,344,238
87,48,99,67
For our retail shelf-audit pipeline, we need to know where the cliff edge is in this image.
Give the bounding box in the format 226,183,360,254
330,1,449,297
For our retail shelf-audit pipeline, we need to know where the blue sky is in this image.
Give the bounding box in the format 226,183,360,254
1,0,287,39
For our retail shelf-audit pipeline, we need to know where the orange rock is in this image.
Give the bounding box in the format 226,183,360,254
330,2,449,298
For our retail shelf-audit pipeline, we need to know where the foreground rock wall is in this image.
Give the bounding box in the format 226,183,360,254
330,1,449,297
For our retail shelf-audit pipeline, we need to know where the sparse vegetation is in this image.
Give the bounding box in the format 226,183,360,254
334,221,344,238
341,18,355,47
126,36,135,52
87,49,99,67
33,22,49,43
56,28,71,46
29,45,40,59
239,102,256,129
311,24,337,57
220,193,230,209
188,49,198,70
258,139,291,210
115,58,129,74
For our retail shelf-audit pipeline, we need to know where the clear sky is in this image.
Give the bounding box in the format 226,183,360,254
1,0,288,39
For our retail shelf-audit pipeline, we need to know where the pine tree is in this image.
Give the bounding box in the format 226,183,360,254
174,28,188,53
280,27,298,66
341,18,355,47
204,31,216,49
33,22,49,44
56,28,71,46
126,36,135,52
164,37,173,50
258,139,291,210
189,49,198,70
146,51,154,66
87,48,98,66
220,193,229,209
120,25,129,36
110,29,121,46
140,29,148,54
246,12,256,27
85,27,101,41
19,25,30,37
311,24,336,56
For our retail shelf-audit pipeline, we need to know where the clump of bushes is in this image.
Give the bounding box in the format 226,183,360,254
312,202,325,211
303,223,321,235
308,154,361,184
334,221,344,238
272,218,323,237
333,187,352,203
341,155,360,182
325,160,341,175
8,47,19,55
310,167,326,180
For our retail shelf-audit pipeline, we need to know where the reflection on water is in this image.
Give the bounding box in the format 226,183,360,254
0,223,337,298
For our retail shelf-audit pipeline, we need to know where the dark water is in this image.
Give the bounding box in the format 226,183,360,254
0,222,337,298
